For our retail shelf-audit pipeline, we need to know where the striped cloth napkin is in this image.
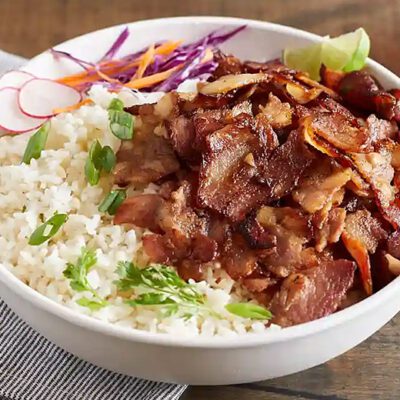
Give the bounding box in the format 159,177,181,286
0,50,186,400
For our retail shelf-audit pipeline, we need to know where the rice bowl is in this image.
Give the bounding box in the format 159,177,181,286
1,17,400,385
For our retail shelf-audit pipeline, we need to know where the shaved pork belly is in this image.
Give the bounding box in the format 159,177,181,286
387,230,400,259
221,233,259,279
337,71,400,122
114,131,180,186
114,194,164,232
314,207,346,252
293,160,351,213
198,122,273,221
259,93,293,129
112,50,400,327
366,114,397,145
270,259,355,327
350,150,400,228
342,210,388,294
256,129,315,198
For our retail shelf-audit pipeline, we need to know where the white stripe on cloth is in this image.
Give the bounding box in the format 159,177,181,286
0,50,187,400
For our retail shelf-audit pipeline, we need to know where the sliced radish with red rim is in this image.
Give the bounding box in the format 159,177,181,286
0,87,45,133
19,78,82,118
0,70,35,90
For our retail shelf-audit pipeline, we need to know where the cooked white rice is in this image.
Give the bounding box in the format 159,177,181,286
0,85,278,337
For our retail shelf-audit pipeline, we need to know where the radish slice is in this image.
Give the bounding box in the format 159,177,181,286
0,70,35,90
0,87,44,133
19,78,82,118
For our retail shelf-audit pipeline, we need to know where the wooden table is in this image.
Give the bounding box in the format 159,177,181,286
2,0,400,399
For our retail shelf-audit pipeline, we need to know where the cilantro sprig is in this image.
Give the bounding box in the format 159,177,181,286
63,248,108,311
115,262,272,320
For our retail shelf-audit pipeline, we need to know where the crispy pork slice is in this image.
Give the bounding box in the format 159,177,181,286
270,259,355,327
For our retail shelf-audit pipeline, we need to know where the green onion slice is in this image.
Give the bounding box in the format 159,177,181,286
98,189,126,215
85,140,102,185
85,141,116,185
100,145,116,173
108,99,134,140
22,122,50,164
108,98,124,111
29,213,68,245
109,109,134,140
225,303,272,320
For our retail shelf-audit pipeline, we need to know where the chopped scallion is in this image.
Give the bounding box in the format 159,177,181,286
98,189,126,215
225,303,272,320
108,99,134,140
108,98,124,111
29,213,68,245
85,140,116,185
100,145,116,173
22,122,50,164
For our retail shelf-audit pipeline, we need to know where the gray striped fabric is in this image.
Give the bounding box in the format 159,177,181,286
0,301,186,399
0,51,186,400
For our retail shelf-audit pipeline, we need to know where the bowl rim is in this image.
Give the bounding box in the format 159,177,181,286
1,15,400,349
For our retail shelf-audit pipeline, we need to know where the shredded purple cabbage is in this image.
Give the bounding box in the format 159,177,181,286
51,25,246,92
49,49,94,71
101,27,130,61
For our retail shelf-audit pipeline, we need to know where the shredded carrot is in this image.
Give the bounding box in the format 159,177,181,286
96,69,121,84
124,65,182,89
58,64,119,86
56,40,187,90
53,98,93,114
153,40,183,56
134,44,155,80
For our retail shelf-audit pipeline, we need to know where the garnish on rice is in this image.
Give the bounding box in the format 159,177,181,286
85,140,116,186
108,98,135,140
22,122,50,164
63,248,108,311
115,262,272,320
29,213,68,245
98,189,127,215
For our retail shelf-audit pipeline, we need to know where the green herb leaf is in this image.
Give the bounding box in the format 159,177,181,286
98,189,126,215
63,248,97,288
76,297,108,311
85,141,116,185
115,263,205,319
107,99,134,140
225,303,272,320
63,247,108,310
126,292,176,306
22,122,50,164
109,109,134,140
85,140,102,185
28,213,68,245
108,98,124,111
100,145,116,173
115,263,271,320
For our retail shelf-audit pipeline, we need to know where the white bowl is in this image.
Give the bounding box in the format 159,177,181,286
1,16,400,386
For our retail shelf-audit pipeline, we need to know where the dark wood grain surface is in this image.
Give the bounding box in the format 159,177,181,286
2,1,400,399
